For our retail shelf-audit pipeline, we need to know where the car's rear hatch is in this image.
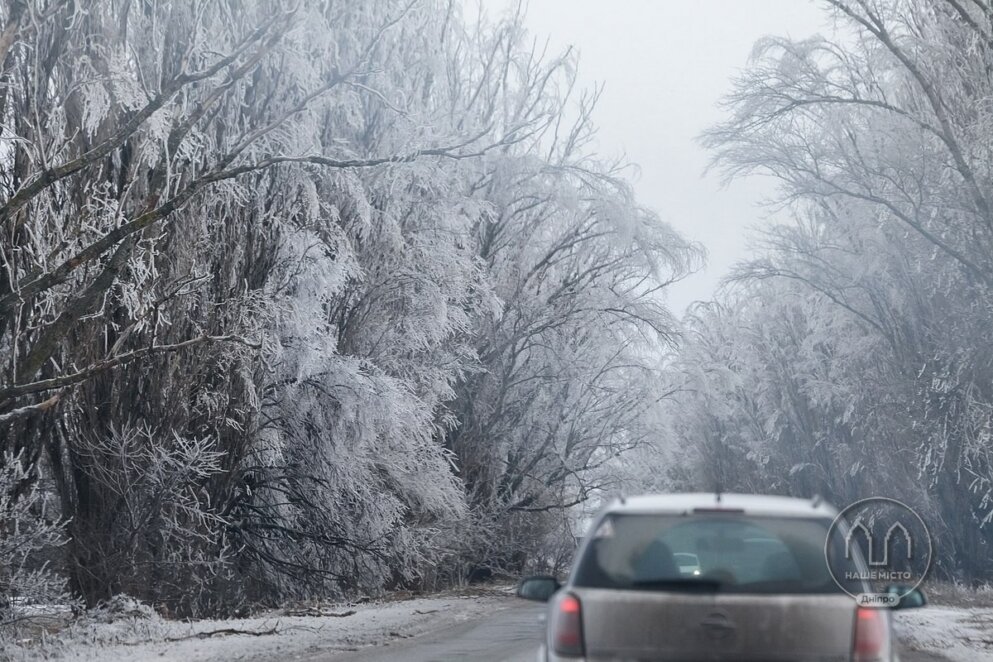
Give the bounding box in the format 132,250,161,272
569,511,863,661
576,588,855,661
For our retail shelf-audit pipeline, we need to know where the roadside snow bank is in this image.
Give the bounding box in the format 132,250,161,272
4,589,519,661
895,606,993,661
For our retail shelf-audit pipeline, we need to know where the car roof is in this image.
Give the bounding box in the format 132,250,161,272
604,492,838,518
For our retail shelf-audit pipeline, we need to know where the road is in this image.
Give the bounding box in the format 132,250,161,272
903,654,952,662
320,601,545,661
316,600,951,662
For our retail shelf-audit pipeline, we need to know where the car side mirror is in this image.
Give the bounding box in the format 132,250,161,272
517,575,560,602
885,585,927,610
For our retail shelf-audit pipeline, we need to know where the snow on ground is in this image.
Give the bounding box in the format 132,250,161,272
895,606,993,661
4,587,520,661
9,586,992,661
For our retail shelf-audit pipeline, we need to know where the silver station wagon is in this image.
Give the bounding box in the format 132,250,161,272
518,493,926,662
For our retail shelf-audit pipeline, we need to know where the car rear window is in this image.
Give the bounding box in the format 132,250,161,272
573,513,860,594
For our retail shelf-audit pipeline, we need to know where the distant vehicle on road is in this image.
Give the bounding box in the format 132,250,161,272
518,492,926,661
672,552,701,576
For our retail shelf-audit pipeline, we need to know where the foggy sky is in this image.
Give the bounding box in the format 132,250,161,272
485,0,829,312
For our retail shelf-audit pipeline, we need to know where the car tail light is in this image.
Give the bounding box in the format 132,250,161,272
853,607,889,662
551,592,584,657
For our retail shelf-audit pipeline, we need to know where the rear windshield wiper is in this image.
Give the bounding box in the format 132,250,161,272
629,578,724,592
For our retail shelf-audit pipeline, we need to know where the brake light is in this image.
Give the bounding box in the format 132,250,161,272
551,593,584,657
853,607,889,661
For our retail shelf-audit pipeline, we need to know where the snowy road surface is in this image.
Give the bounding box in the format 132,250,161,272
895,606,993,661
317,601,544,661
20,592,989,660
308,603,956,662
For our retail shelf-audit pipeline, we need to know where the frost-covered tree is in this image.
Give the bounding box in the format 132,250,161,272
0,0,693,614
672,0,993,582
433,17,699,573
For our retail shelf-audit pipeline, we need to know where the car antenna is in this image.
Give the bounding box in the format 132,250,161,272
811,494,823,508
715,480,723,504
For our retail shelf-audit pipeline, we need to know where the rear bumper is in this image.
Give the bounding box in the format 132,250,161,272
542,645,895,662
542,646,583,662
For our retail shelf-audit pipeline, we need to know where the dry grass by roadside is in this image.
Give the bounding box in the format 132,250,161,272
923,581,993,608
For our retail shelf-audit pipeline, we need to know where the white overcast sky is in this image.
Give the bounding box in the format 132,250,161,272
480,0,830,312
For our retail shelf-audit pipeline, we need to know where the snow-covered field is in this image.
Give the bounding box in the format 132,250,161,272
895,607,993,661
4,588,520,661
